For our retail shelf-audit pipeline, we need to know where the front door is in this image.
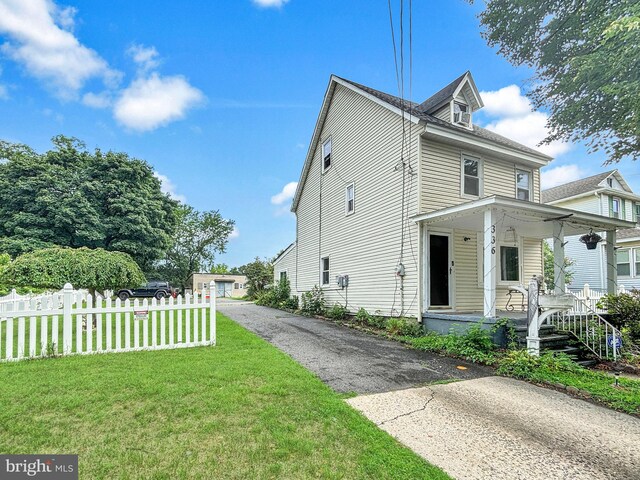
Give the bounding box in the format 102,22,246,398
216,282,226,298
429,234,451,307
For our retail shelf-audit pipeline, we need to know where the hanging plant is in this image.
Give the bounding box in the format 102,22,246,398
579,230,603,250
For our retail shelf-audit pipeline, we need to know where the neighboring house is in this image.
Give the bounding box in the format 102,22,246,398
542,170,640,290
188,273,248,298
274,72,633,329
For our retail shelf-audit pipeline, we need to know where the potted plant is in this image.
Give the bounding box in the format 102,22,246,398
579,230,603,250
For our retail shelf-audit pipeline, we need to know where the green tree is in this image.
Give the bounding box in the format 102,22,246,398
543,241,575,290
237,257,274,299
154,205,235,291
471,0,640,162
2,247,145,295
211,263,230,274
0,136,178,269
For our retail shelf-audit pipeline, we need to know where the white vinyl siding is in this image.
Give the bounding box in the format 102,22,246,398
273,244,297,289
293,84,420,317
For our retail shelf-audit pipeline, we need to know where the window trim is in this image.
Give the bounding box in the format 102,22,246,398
322,137,332,173
278,270,288,283
460,153,483,199
345,183,355,216
616,248,631,277
320,256,330,286
515,167,533,202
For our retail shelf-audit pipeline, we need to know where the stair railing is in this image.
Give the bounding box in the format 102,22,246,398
547,292,627,361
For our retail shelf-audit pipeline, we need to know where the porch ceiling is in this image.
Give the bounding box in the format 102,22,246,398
412,195,636,239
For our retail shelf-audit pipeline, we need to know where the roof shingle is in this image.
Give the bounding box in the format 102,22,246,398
541,171,615,203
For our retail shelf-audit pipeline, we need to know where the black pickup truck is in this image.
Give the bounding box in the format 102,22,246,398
116,281,177,301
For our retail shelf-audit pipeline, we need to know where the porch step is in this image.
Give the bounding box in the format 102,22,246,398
576,359,598,368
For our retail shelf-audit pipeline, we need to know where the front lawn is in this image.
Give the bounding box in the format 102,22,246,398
0,313,449,479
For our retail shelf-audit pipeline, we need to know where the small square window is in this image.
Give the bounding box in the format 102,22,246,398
321,257,330,285
516,169,531,201
234,282,239,289
346,184,354,215
462,157,480,197
322,138,332,172
500,246,519,282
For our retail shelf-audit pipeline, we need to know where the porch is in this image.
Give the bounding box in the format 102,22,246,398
413,195,635,319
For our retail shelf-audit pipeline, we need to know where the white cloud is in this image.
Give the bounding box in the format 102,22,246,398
541,164,586,189
252,0,290,7
82,91,111,108
127,44,160,72
0,0,120,97
271,181,298,205
480,84,571,158
114,73,205,131
154,172,186,203
229,227,239,239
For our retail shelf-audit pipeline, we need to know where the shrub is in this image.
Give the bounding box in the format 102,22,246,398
597,290,640,341
497,350,582,379
409,324,497,363
386,317,423,337
326,303,349,320
354,307,371,325
281,295,299,311
254,277,292,308
300,286,325,316
353,308,387,329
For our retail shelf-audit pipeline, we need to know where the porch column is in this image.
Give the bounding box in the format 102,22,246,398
553,221,565,294
483,208,497,318
605,230,617,294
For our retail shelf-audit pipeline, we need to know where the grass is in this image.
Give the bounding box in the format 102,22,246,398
0,313,450,479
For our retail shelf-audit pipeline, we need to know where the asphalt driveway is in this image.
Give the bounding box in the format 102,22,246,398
217,300,492,394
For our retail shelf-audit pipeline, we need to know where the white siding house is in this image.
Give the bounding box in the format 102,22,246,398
274,73,634,324
542,170,640,290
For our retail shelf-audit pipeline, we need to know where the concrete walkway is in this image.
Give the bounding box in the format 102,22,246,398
348,376,640,480
217,301,492,394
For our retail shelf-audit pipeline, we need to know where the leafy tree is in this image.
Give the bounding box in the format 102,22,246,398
2,247,145,295
471,0,640,162
211,263,230,274
0,136,178,269
543,241,575,290
237,257,274,299
229,266,242,275
153,205,235,291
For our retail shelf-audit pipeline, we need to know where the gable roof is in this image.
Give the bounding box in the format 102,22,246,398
542,170,618,203
291,74,552,211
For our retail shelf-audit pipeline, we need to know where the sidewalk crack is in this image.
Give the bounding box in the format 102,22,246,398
377,386,435,426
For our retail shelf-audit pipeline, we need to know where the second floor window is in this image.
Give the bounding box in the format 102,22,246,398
322,138,332,172
611,197,621,219
346,183,354,215
516,169,531,201
462,156,481,197
321,257,330,285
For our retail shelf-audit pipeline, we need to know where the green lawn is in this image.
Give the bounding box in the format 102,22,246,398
0,313,449,479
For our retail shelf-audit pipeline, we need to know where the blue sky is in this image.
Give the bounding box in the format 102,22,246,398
0,0,637,267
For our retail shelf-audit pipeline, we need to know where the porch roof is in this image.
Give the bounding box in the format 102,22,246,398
412,195,635,239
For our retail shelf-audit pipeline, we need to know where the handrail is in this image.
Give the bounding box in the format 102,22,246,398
547,292,627,361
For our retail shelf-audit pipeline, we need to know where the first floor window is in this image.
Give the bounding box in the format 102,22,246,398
321,257,330,285
617,249,631,276
462,156,480,197
346,184,354,214
516,169,531,201
279,271,287,283
234,283,239,289
500,246,519,282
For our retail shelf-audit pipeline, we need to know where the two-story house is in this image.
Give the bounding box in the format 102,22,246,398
274,73,633,332
542,170,640,290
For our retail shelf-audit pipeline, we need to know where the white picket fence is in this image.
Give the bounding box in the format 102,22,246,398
567,284,632,314
0,282,217,362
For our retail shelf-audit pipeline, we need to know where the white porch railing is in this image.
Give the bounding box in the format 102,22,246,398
0,282,217,362
566,284,631,314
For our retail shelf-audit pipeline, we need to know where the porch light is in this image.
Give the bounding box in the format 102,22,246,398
579,229,603,250
503,227,517,243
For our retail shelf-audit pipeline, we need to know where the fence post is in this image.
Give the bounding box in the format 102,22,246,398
62,283,73,354
583,283,590,299
210,280,216,345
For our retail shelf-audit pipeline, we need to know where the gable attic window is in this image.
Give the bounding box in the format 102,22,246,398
607,178,613,187
322,138,332,172
461,155,481,197
453,102,471,127
516,169,532,201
